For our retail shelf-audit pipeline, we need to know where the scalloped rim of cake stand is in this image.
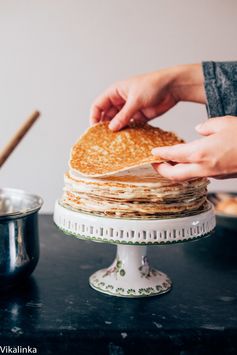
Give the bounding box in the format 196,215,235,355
54,200,216,246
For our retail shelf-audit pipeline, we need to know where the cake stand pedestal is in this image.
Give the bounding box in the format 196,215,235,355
89,244,171,297
54,201,215,298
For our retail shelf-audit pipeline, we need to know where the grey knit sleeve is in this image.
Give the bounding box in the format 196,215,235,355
202,61,237,118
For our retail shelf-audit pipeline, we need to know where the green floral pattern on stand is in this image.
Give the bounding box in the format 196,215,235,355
102,258,126,279
90,275,172,298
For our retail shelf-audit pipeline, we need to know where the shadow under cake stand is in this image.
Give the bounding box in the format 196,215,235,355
54,201,215,298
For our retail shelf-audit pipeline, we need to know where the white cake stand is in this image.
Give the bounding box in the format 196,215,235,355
54,201,215,298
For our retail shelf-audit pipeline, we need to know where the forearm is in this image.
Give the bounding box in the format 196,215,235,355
170,64,207,104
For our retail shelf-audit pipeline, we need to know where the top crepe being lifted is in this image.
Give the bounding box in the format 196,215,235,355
69,122,184,177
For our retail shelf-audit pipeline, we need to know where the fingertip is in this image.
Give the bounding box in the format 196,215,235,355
195,123,203,132
195,126,212,137
89,117,98,126
153,162,186,182
151,148,158,156
195,123,209,135
151,147,164,156
151,147,171,159
195,116,229,136
108,111,129,131
109,119,121,131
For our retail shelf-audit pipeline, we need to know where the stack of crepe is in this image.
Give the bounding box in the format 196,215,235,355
61,123,209,219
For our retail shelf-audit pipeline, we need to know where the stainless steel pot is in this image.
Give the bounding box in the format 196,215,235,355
0,188,43,288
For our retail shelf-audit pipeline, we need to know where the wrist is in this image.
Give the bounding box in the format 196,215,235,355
170,64,207,104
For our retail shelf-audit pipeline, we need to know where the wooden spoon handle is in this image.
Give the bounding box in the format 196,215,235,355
0,110,40,168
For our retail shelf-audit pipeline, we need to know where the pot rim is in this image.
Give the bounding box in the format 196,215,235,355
0,187,43,220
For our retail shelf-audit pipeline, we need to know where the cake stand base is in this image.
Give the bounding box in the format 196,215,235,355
54,200,215,298
89,244,171,298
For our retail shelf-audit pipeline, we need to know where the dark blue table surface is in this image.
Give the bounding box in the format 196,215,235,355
1,214,237,355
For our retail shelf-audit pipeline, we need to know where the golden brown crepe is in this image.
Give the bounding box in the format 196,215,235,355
70,122,184,177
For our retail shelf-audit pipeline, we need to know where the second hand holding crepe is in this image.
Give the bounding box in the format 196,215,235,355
70,122,184,177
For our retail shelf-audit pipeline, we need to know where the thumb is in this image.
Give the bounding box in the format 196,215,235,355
195,116,233,136
109,100,138,131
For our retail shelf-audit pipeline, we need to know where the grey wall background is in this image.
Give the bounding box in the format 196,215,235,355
0,0,236,212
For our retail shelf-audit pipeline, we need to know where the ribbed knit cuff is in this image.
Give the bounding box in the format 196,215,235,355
202,61,237,118
202,61,224,118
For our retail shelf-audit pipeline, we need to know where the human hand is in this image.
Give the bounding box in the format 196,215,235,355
90,64,206,131
152,116,237,181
